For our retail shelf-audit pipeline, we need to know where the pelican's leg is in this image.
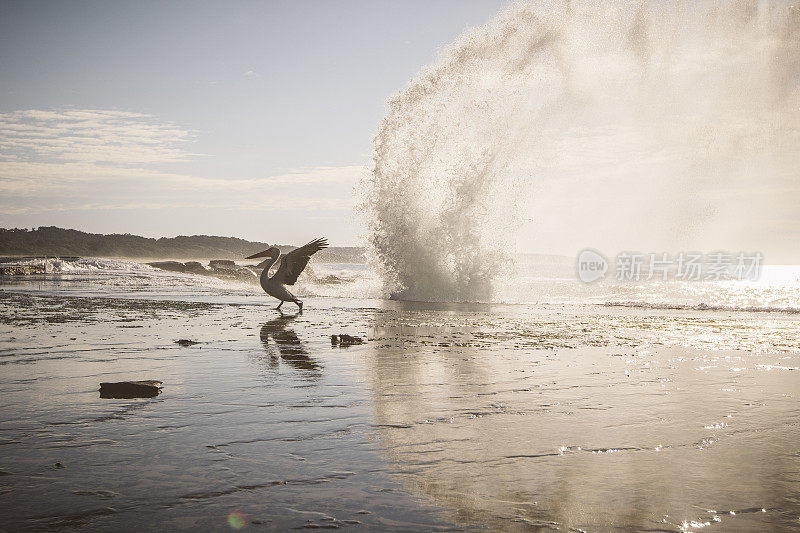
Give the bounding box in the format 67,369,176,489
295,299,303,312
275,300,283,311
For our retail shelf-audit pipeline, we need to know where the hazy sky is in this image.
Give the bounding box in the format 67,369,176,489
3,1,798,264
0,0,507,244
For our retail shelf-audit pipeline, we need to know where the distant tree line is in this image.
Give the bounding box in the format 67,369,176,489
0,227,364,262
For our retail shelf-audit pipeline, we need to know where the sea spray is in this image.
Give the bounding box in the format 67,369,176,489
359,0,799,302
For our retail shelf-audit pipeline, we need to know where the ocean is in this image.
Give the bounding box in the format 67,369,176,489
1,257,799,531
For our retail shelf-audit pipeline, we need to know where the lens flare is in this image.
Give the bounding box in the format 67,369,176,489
227,511,247,530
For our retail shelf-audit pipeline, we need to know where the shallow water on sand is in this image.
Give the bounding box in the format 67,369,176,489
1,283,800,531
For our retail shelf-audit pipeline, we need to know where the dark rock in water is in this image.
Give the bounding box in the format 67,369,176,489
340,334,364,346
209,259,237,270
99,380,162,399
148,258,257,283
147,261,187,273
331,334,364,347
207,264,257,284
175,339,200,346
184,261,210,275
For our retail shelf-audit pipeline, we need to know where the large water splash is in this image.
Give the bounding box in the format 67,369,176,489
360,0,799,302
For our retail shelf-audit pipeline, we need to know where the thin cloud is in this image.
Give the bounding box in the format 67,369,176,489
0,107,364,217
0,160,366,195
0,108,196,164
0,197,351,215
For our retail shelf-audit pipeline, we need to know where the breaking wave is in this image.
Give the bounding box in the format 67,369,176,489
359,0,800,302
4,257,157,274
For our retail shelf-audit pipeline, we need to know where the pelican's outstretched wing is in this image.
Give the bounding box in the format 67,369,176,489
274,238,328,285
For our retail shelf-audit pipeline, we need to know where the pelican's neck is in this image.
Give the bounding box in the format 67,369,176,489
258,253,280,281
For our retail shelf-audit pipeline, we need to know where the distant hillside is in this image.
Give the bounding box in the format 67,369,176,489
0,227,365,263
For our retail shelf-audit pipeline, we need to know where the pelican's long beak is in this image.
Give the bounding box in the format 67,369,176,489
245,249,273,259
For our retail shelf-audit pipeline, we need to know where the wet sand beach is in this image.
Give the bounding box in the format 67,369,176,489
2,277,800,531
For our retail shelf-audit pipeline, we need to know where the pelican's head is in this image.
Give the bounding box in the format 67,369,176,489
245,246,280,260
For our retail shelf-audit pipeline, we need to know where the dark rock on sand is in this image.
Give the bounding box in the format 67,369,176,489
175,339,200,346
331,334,364,347
99,380,162,399
147,261,187,273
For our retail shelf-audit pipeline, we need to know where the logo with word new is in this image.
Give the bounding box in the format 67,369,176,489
576,249,608,283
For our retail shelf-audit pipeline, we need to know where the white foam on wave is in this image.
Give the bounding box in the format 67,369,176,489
11,257,158,274
6,256,799,312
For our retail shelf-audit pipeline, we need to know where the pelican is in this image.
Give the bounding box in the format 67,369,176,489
245,238,328,311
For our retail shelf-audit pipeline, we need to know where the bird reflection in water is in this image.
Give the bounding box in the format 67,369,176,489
259,313,321,377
